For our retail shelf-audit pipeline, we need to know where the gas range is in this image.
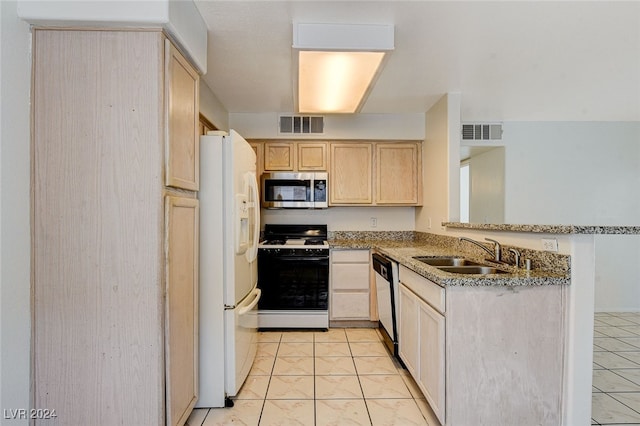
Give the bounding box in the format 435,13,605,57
257,224,329,329
258,225,329,250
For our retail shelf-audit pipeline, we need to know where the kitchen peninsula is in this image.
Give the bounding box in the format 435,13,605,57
329,224,640,425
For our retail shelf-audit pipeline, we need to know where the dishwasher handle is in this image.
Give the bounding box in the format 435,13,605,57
372,253,393,282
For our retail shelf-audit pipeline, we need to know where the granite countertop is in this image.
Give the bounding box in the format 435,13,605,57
328,237,570,287
443,222,640,235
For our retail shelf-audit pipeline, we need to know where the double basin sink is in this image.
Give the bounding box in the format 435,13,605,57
412,256,509,275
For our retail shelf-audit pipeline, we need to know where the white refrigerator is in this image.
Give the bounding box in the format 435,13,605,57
197,130,261,408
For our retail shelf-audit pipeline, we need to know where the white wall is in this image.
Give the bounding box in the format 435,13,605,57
503,122,640,224
469,147,505,224
1,1,32,420
415,93,461,234
229,112,425,140
595,235,640,312
199,80,229,131
501,121,640,311
261,206,415,232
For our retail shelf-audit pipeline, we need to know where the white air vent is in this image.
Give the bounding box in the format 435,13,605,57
461,123,503,141
279,115,324,134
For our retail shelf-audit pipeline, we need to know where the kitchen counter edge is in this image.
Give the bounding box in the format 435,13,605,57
443,222,640,235
328,239,569,287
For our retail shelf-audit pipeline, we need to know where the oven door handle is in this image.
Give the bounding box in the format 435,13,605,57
238,288,261,316
271,256,329,262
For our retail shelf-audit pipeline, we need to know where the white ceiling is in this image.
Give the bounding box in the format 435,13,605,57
193,1,640,121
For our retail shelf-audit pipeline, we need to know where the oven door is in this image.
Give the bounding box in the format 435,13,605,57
257,251,329,310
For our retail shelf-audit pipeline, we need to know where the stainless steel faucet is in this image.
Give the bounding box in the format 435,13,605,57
459,237,502,262
508,248,521,268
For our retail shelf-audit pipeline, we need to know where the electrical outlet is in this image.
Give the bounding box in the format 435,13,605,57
370,217,377,228
541,238,558,252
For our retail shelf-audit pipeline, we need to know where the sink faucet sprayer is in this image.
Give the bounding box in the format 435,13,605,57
459,237,502,262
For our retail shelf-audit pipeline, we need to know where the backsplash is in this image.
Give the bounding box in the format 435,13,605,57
328,230,571,274
330,230,414,241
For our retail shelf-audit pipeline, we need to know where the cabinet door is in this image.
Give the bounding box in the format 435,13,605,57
166,40,199,191
330,143,373,204
399,284,419,377
331,263,370,290
418,298,446,424
330,250,370,320
298,143,327,170
249,142,264,178
376,143,422,205
331,292,370,319
264,142,295,170
165,196,199,426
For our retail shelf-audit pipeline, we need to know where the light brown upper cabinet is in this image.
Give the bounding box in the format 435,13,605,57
330,143,373,205
249,142,265,178
199,114,216,136
298,143,327,170
166,41,199,191
264,142,295,171
375,143,422,205
330,141,422,206
254,141,328,172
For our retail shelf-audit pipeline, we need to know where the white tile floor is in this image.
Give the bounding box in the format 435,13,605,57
187,328,440,426
592,312,640,425
187,316,640,426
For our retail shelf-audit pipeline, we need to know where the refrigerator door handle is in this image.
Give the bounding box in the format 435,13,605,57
245,172,260,263
238,288,261,316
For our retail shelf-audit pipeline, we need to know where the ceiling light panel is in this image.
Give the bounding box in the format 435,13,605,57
293,23,394,114
298,51,385,113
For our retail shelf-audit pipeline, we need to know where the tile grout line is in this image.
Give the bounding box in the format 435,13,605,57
348,333,375,426
313,332,317,426
592,312,640,425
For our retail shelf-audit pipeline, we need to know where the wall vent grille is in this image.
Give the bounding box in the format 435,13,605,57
279,115,324,134
461,123,503,141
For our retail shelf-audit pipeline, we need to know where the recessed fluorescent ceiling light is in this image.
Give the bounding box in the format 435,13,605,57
293,23,394,114
298,51,386,113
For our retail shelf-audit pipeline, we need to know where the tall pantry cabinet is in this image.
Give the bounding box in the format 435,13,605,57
32,29,199,425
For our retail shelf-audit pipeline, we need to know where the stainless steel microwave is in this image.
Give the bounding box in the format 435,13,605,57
261,172,328,209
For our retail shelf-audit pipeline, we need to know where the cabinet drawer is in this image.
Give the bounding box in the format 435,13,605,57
399,265,445,314
331,292,370,319
332,263,369,290
332,249,370,263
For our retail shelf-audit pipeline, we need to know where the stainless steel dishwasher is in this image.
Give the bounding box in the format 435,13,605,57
372,253,400,358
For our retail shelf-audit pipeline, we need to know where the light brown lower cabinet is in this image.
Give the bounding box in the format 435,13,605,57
398,265,565,425
330,250,371,320
165,196,199,426
399,274,445,423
